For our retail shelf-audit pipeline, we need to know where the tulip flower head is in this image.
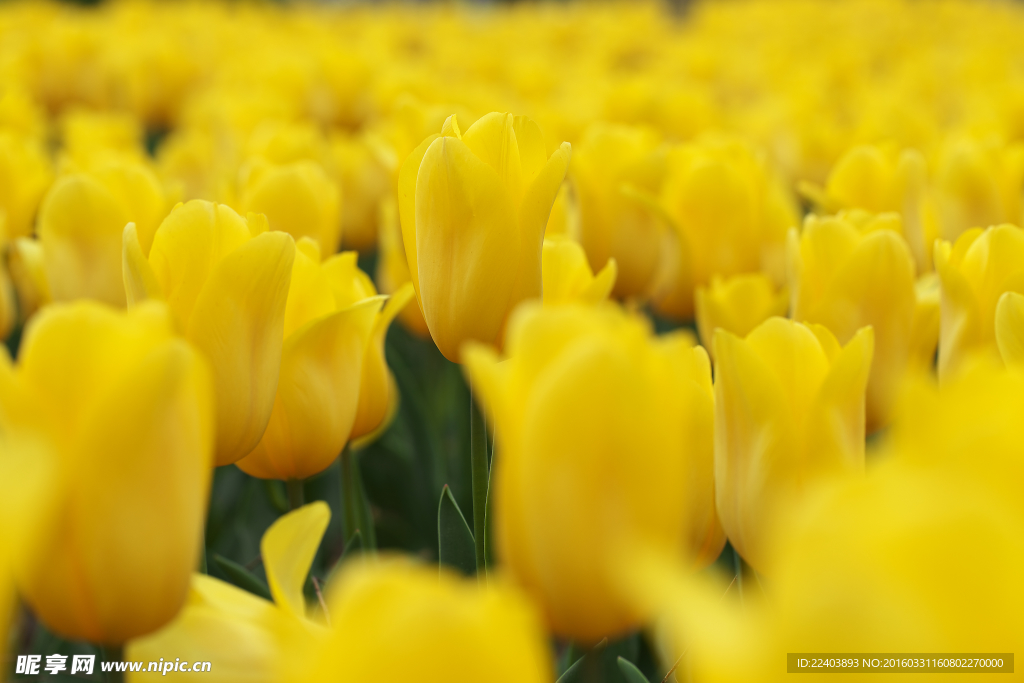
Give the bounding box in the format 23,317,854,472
713,317,873,571
788,211,935,429
399,112,571,362
239,159,342,255
123,200,296,465
38,159,168,306
9,300,214,644
465,303,721,642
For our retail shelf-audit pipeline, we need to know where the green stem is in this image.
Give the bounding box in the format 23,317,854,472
103,644,124,683
470,391,488,576
286,479,304,511
340,445,360,544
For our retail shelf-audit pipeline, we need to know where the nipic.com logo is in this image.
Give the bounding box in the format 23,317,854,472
16,654,213,676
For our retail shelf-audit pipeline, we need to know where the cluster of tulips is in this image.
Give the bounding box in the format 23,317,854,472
1,0,1024,681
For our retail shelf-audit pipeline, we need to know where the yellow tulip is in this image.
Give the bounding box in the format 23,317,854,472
572,122,665,300
713,317,873,572
123,200,296,465
805,144,933,272
464,302,721,642
37,159,168,306
541,236,617,307
934,223,1024,377
8,300,214,644
236,239,411,479
399,112,571,362
695,273,788,357
239,159,342,255
376,199,430,338
654,136,798,319
128,502,331,682
291,559,552,683
640,460,1024,683
788,211,934,429
0,131,51,241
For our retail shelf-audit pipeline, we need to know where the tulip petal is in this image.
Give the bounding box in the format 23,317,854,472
351,284,414,440
397,133,439,312
237,296,382,480
148,201,253,331
510,141,573,310
580,258,618,305
123,223,162,309
512,115,548,187
127,574,284,683
187,231,295,465
261,501,331,619
808,325,873,473
462,112,524,202
415,136,520,361
8,237,52,321
996,291,1024,366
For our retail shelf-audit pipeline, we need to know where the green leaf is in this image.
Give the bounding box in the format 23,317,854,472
343,529,363,558
556,639,608,683
437,484,475,576
212,554,272,601
617,656,653,683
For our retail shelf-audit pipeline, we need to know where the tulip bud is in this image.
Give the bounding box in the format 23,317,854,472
541,236,616,307
572,122,665,299
465,303,721,642
654,136,798,319
37,159,168,306
239,159,342,255
788,211,933,429
399,112,571,362
123,200,296,465
934,223,1024,378
695,273,788,357
0,131,51,241
294,559,552,683
713,317,873,571
10,300,214,644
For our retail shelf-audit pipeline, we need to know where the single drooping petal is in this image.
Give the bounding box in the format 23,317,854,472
261,502,331,620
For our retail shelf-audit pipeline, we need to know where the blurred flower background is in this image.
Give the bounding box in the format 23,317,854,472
0,0,1023,681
